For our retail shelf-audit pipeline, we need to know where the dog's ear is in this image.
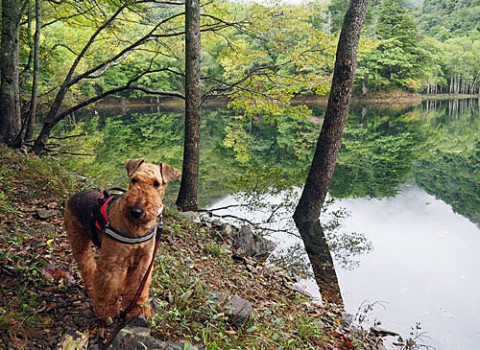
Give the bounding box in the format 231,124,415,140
126,158,145,177
159,162,181,184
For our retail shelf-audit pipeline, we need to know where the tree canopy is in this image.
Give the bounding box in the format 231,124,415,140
1,0,480,150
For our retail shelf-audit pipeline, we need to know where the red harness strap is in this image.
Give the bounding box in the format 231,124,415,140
95,196,115,232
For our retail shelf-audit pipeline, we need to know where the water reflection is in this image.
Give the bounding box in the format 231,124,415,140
294,220,343,306
208,190,372,305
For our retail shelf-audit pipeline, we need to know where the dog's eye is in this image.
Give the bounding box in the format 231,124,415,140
153,181,160,188
131,178,139,184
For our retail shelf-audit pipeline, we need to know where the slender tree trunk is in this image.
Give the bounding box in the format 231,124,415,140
0,0,22,146
32,122,54,152
25,0,41,141
176,0,201,211
293,0,369,224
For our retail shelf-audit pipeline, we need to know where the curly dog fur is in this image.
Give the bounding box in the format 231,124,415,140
64,158,180,320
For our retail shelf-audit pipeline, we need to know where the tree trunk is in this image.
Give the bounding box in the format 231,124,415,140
0,0,22,145
176,0,201,211
31,122,54,154
293,0,369,224
25,0,41,142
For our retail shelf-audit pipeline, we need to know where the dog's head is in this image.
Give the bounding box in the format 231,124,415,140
123,158,180,223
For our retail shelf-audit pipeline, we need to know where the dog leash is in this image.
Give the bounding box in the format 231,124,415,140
120,214,163,318
99,224,162,347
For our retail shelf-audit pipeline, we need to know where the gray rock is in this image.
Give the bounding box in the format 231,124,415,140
108,325,198,350
203,221,212,229
57,330,88,350
127,315,149,328
72,174,88,182
341,312,354,326
232,225,276,257
220,245,232,255
177,211,201,224
313,319,325,329
36,208,61,220
224,296,253,327
222,224,234,236
291,283,314,298
234,225,256,256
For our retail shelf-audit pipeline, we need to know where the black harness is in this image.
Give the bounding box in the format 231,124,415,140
90,187,161,247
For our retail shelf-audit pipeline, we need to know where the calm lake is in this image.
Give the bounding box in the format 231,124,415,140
61,97,480,349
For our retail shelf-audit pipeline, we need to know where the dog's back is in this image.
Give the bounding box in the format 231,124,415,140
67,190,102,242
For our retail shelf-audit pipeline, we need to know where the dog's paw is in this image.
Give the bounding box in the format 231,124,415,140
124,304,152,319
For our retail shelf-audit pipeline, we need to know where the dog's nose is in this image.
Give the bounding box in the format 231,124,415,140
130,207,144,218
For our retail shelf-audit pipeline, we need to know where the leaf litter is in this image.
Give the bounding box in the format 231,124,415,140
0,146,384,349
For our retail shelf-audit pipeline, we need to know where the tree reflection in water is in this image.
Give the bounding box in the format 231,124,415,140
209,189,372,306
295,220,344,306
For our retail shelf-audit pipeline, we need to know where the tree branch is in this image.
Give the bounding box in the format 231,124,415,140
202,14,249,28
43,4,96,27
69,11,185,85
85,52,130,78
206,212,300,238
52,68,184,123
129,85,185,99
51,43,79,55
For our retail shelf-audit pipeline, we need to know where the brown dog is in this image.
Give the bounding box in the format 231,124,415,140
64,158,180,321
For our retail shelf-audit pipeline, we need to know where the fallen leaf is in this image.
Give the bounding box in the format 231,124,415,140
41,267,75,285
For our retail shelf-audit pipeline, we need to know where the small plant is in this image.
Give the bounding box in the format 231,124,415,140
393,323,435,350
0,193,19,216
353,300,388,327
203,242,223,257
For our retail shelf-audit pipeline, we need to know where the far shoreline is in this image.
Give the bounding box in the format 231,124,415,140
83,92,479,115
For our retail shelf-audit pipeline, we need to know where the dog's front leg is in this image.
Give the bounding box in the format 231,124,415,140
122,260,153,318
92,257,127,320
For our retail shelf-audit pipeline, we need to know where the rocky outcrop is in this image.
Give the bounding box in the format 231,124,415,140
177,211,277,258
231,225,276,258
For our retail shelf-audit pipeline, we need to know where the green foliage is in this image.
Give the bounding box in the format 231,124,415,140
218,3,336,117
328,0,351,33
420,0,480,40
355,0,433,92
11,0,480,122
0,193,20,216
224,122,251,163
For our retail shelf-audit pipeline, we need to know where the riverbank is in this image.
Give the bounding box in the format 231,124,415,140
0,145,386,349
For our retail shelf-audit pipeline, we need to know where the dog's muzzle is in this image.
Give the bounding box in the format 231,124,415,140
129,207,144,218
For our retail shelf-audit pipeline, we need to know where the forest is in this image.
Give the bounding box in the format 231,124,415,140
1,0,480,151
